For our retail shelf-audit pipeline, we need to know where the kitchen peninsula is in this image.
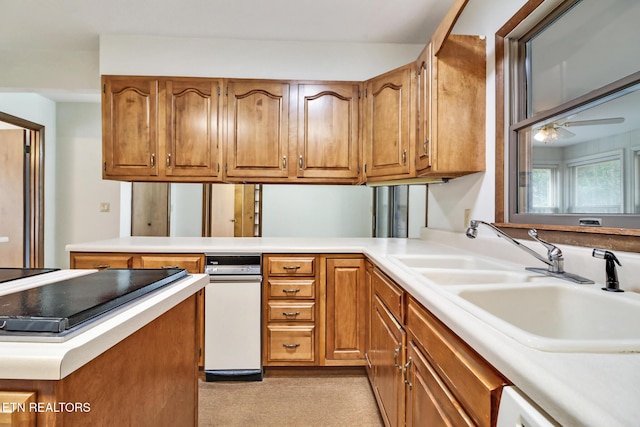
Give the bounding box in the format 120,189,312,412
66,231,640,427
0,268,207,426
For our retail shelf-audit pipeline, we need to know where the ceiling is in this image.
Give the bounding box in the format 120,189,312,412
0,0,452,52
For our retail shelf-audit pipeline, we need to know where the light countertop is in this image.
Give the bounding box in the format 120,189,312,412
0,269,207,381
65,231,640,426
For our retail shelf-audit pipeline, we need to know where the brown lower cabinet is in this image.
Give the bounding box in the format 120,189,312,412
69,252,205,368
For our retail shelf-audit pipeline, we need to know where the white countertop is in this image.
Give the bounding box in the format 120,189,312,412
0,269,207,381
65,232,640,426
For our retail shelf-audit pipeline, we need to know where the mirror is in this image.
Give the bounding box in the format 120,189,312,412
511,81,640,227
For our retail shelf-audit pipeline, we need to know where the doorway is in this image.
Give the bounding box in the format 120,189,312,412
0,112,44,268
204,184,262,237
131,182,170,236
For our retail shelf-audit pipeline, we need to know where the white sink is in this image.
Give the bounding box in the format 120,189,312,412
415,268,539,286
390,254,508,270
456,284,640,352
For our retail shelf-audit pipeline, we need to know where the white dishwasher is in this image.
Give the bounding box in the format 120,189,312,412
204,254,263,381
497,386,560,427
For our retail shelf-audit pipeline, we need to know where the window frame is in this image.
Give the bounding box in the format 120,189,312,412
495,0,640,251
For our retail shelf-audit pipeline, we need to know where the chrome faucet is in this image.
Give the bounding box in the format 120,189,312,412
465,220,594,284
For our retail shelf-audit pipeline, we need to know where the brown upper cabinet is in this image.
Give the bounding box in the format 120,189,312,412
102,76,223,182
101,35,485,184
364,64,414,181
416,35,486,177
296,83,361,181
225,80,290,181
103,76,160,178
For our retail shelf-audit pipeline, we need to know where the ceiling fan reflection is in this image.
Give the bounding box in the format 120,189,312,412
533,117,625,144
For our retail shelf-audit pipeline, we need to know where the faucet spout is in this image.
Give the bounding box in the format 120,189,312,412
465,220,594,284
466,220,553,268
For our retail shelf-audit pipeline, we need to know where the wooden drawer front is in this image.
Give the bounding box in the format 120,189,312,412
268,325,315,362
268,301,315,322
267,256,315,276
139,254,204,273
372,268,404,322
406,297,506,427
267,279,316,299
71,254,134,270
407,340,474,427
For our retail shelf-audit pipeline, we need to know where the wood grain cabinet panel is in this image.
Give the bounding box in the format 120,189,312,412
70,253,135,270
417,35,486,177
164,79,221,178
325,258,367,362
267,325,315,362
406,296,506,427
267,256,315,275
103,76,159,178
364,64,413,180
297,84,361,181
225,81,290,179
370,295,406,427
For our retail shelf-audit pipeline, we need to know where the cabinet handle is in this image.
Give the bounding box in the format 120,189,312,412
282,343,300,349
282,265,301,271
282,288,301,294
402,149,407,166
299,155,303,170
423,138,429,155
150,153,155,167
161,265,180,269
403,357,413,390
282,311,300,317
92,264,110,269
166,153,171,167
393,343,402,369
283,155,287,169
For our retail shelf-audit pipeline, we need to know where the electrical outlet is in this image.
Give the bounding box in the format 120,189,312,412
463,209,471,228
100,202,110,213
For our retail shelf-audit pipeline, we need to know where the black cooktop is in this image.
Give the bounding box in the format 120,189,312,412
0,268,187,334
0,268,60,284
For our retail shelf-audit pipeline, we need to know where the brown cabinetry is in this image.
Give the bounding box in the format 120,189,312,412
263,254,319,366
102,75,223,181
325,257,367,364
225,80,290,180
364,64,414,180
69,251,206,367
368,268,406,427
296,83,361,181
405,295,507,427
416,35,486,177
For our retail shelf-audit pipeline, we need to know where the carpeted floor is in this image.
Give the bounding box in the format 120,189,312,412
198,370,384,426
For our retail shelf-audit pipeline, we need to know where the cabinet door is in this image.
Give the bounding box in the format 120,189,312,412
415,44,432,172
371,295,405,427
225,81,290,179
164,79,222,179
102,76,159,178
326,258,367,362
365,65,412,179
297,84,361,180
406,340,474,427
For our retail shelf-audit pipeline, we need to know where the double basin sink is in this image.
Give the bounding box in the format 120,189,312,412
389,254,640,353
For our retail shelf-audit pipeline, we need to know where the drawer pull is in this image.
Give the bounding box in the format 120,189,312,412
161,265,180,269
282,265,301,271
282,311,300,317
282,343,300,349
92,264,110,269
282,288,301,294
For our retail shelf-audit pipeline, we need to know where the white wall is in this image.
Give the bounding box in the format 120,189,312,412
56,102,120,267
262,185,373,237
0,93,58,266
426,0,530,232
